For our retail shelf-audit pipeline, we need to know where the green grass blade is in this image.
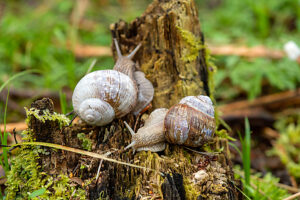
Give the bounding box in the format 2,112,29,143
12,141,161,175
242,117,251,195
1,89,10,173
85,59,97,75
0,70,39,93
59,90,67,114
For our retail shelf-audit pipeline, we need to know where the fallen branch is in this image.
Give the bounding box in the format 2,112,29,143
207,44,300,63
218,89,300,115
70,42,300,63
0,122,27,133
283,191,300,200
72,44,111,58
207,44,284,59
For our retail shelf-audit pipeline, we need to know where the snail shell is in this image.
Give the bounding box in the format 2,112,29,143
72,39,154,126
72,70,137,126
124,95,215,152
132,71,154,115
164,95,215,147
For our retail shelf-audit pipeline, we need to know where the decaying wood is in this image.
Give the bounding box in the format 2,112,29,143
110,0,210,108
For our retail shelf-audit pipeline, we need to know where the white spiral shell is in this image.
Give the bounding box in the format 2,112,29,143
72,70,137,126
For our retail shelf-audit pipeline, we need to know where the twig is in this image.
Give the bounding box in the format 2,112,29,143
72,44,112,58
7,142,164,175
85,59,97,75
70,42,300,64
283,191,300,200
96,151,113,183
0,122,27,133
219,89,300,114
207,44,300,64
183,146,220,156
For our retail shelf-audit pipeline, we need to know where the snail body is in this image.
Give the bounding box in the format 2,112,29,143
72,39,154,126
112,39,154,115
124,95,215,152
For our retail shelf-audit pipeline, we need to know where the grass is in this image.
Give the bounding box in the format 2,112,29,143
0,89,10,200
241,118,251,196
231,118,290,199
0,90,10,174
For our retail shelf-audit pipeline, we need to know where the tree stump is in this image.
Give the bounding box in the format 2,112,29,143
110,0,210,108
5,0,241,199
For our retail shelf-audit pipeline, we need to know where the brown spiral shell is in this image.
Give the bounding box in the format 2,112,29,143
164,95,215,147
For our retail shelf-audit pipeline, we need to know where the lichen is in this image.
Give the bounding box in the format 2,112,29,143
25,107,70,128
77,132,92,151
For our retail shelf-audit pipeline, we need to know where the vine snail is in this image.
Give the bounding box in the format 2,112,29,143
72,39,154,126
124,95,215,152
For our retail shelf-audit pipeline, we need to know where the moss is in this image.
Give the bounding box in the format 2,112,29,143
176,26,203,62
272,119,300,178
183,178,200,200
6,142,86,199
25,107,70,128
77,132,92,151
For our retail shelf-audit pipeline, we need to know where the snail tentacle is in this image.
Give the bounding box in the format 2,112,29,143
127,43,142,59
124,121,135,136
114,38,123,58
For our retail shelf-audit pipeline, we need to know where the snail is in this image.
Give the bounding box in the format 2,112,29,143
72,39,154,126
112,39,154,115
124,95,215,152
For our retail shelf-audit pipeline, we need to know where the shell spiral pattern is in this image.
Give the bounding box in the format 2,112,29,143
72,70,137,126
164,95,215,147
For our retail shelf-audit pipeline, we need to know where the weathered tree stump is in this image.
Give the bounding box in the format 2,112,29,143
110,0,210,108
5,0,241,199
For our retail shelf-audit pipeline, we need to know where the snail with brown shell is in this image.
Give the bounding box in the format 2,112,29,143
124,95,215,152
72,39,154,126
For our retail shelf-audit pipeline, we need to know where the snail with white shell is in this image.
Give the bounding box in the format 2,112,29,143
72,39,154,126
124,95,215,152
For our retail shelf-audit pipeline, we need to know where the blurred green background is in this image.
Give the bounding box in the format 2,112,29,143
0,0,299,115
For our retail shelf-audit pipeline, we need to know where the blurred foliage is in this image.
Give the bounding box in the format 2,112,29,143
214,57,300,100
197,0,300,44
0,0,299,102
234,166,289,200
196,0,300,101
269,114,300,178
